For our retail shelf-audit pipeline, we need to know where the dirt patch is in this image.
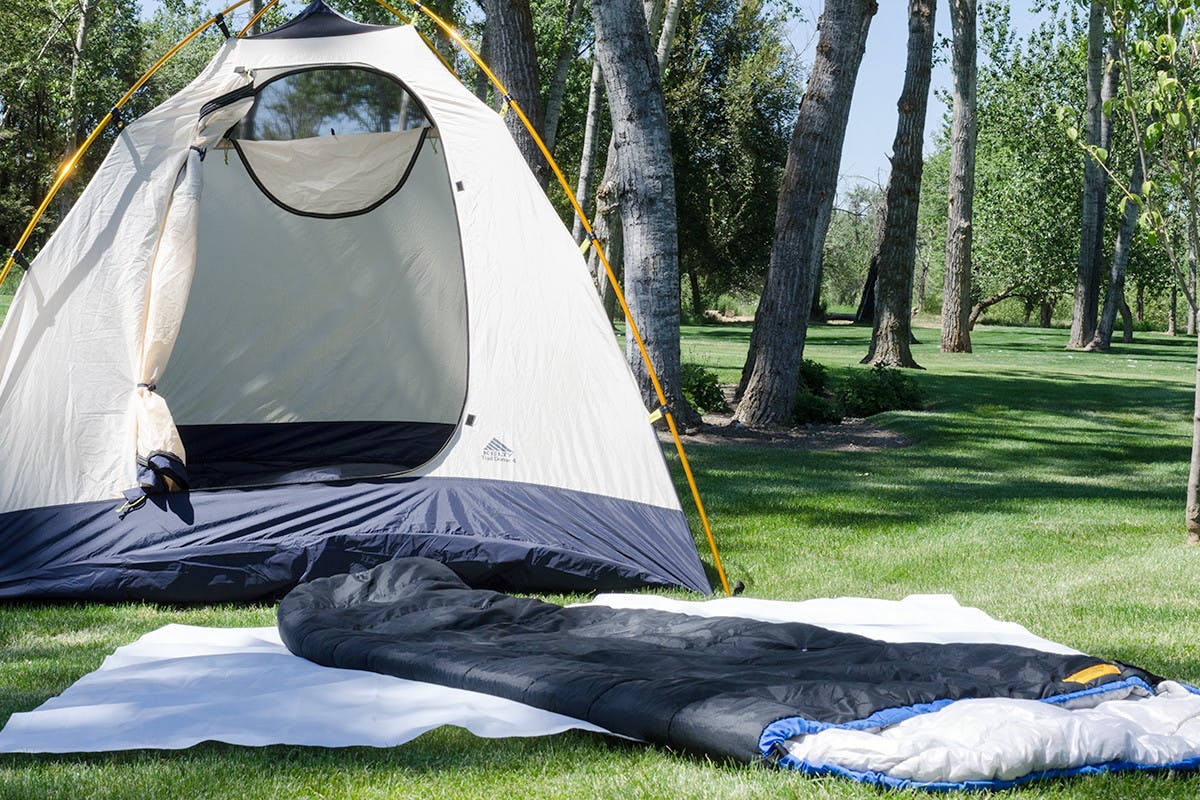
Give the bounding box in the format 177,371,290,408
658,412,911,452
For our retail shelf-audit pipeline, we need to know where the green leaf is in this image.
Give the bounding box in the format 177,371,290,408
1066,126,1079,142
1094,147,1108,164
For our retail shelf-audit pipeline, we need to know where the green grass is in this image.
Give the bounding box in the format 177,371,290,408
4,322,1200,798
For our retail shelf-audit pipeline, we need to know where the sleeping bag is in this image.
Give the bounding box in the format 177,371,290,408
278,558,1200,789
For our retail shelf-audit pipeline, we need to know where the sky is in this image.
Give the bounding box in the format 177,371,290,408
786,0,1045,192
145,0,1048,192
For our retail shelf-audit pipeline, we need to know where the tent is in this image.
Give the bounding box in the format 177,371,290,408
0,1,713,601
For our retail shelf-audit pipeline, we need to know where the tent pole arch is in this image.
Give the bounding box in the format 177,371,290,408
374,0,732,596
0,0,730,597
0,0,260,293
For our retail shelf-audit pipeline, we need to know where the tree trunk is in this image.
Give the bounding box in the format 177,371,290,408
1189,216,1199,336
941,0,977,354
591,0,695,422
968,286,1017,328
688,265,704,320
1088,158,1143,351
483,0,548,187
862,0,935,369
1040,298,1056,328
573,59,604,245
1120,300,1133,343
594,177,623,319
474,28,492,102
915,227,932,313
1170,287,1178,335
586,2,682,291
1068,3,1110,349
1189,310,1200,545
655,0,684,68
734,0,877,426
59,0,97,216
541,0,584,154
854,260,878,324
1136,281,1144,321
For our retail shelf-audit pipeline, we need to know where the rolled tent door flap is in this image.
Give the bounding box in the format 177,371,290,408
130,148,205,498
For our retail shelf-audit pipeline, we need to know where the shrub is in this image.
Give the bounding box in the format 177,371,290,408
680,364,728,414
797,358,829,396
792,390,843,425
835,365,924,417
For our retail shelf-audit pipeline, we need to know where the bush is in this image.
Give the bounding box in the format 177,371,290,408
798,358,829,396
835,365,924,417
792,390,842,425
680,364,728,414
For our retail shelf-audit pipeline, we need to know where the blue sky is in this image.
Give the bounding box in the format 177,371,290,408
145,0,1046,191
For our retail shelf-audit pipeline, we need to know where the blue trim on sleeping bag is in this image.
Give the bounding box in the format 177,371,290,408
0,476,711,601
760,676,1200,791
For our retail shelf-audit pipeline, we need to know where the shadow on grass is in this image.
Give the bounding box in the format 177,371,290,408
671,367,1192,542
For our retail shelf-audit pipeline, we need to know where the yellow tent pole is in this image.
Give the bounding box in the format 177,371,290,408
0,0,259,292
375,0,732,596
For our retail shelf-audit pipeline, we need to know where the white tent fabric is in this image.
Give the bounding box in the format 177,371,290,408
4,593,1199,789
0,8,711,599
133,149,203,468
0,23,679,512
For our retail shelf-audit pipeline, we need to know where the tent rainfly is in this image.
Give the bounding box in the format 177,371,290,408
0,1,714,601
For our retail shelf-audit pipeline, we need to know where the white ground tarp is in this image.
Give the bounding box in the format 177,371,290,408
2,594,1198,788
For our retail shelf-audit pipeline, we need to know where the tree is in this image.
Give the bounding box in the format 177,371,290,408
540,0,584,153
862,0,936,369
590,0,694,421
666,0,802,317
483,0,548,186
1068,0,1111,348
1087,0,1200,542
734,0,877,426
1,0,144,258
941,0,978,353
1088,156,1144,349
947,4,1092,330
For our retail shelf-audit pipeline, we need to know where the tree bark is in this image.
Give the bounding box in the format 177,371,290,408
734,0,877,426
1120,300,1133,343
541,0,584,154
941,0,977,353
1136,281,1144,321
586,1,682,291
483,0,548,187
862,0,935,369
573,58,604,245
1068,2,1110,348
1088,158,1143,351
591,0,695,422
1169,286,1178,335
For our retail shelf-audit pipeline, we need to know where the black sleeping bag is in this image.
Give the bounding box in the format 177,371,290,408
277,558,1157,763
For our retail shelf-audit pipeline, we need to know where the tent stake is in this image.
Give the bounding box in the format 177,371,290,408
376,0,732,596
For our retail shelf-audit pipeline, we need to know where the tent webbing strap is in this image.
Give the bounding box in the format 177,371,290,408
0,0,260,293
378,0,731,596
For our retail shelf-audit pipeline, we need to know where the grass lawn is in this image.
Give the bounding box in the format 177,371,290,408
4,322,1200,798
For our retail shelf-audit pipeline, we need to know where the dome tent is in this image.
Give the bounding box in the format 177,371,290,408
0,1,713,600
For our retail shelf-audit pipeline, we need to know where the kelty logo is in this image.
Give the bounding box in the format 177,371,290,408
482,437,516,463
